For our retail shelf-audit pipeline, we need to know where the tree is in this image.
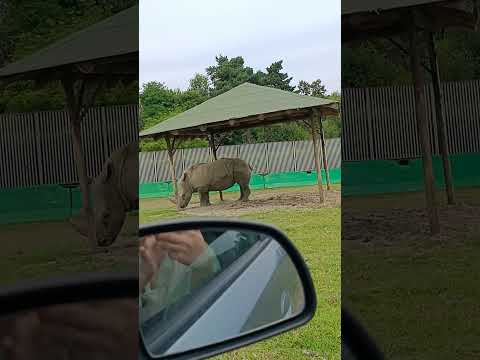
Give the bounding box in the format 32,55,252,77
309,79,327,97
297,80,311,95
206,55,255,96
296,79,327,97
188,73,210,96
253,60,295,91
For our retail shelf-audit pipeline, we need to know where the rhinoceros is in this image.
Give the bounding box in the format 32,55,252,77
175,158,253,209
70,142,139,247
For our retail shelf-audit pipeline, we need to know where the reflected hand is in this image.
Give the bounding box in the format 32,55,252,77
158,230,207,266
139,234,167,290
0,299,137,360
0,311,40,360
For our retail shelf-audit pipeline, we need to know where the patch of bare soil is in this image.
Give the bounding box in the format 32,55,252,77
182,189,341,216
343,202,480,247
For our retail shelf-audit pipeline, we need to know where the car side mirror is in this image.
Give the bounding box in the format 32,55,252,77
0,273,138,359
139,218,317,360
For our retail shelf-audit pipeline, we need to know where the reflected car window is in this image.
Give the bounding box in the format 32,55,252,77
139,229,268,330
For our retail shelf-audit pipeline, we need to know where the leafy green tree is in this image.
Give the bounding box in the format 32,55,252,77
296,79,327,97
253,61,295,91
188,73,210,96
297,80,311,95
206,55,255,96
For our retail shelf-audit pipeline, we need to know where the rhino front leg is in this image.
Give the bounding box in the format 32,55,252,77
239,184,251,202
199,192,211,207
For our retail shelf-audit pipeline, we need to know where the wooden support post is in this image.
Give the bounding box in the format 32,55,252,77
428,31,455,205
318,114,331,190
62,78,95,248
409,12,440,235
165,135,179,208
209,133,223,201
309,113,325,203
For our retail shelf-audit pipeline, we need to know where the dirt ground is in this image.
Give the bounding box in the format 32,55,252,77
181,188,341,217
343,187,480,248
0,213,138,285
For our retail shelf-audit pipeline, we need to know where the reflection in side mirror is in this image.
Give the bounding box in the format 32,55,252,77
0,298,138,360
139,219,316,359
0,272,138,360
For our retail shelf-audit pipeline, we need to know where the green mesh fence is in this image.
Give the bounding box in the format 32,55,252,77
343,153,480,197
139,169,342,199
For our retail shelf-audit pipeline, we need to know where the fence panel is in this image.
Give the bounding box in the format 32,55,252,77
267,141,295,173
343,80,480,161
217,144,239,159
0,113,40,188
326,138,342,169
238,143,268,174
139,138,342,184
182,147,211,170
139,152,156,183
1,105,137,189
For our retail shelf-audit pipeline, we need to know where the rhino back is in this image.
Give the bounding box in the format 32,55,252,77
187,160,235,191
109,142,139,210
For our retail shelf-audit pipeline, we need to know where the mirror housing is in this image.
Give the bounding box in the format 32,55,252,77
0,272,137,317
139,218,317,360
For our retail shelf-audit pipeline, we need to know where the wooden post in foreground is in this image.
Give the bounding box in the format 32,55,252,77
428,31,455,205
309,111,325,203
62,78,94,248
318,114,331,190
209,133,224,201
409,11,440,235
165,135,179,208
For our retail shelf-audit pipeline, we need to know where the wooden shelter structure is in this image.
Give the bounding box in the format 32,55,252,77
140,82,339,205
342,0,479,234
0,5,138,247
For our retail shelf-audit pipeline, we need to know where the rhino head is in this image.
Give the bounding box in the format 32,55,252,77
91,159,127,247
177,172,193,209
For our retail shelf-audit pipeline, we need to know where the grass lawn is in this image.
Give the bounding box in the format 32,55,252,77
343,187,480,360
140,186,341,360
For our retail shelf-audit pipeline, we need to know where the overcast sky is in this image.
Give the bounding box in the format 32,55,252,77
140,0,340,93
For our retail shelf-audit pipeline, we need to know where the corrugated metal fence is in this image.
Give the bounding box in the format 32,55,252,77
139,138,341,184
0,105,138,189
342,79,480,161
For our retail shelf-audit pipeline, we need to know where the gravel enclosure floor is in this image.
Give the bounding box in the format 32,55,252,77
182,188,341,216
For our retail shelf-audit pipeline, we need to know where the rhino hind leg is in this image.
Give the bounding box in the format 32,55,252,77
199,192,211,207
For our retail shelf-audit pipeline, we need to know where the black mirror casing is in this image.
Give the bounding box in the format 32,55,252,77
0,273,138,316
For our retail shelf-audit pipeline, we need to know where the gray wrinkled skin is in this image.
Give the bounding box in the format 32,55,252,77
71,142,139,247
177,158,252,209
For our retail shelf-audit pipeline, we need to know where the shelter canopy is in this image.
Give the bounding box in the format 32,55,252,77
342,0,478,41
140,82,339,138
0,5,138,82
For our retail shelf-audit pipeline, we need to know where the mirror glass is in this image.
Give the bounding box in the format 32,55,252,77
139,226,306,358
0,298,137,360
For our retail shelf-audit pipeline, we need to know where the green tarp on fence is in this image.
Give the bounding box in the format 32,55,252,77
139,169,342,199
0,169,341,224
0,185,82,225
343,153,480,197
5,152,479,224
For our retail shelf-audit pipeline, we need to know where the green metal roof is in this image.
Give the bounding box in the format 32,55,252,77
140,82,338,137
0,5,138,79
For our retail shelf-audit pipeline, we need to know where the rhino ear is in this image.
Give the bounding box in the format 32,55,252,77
100,160,114,184
180,172,187,182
